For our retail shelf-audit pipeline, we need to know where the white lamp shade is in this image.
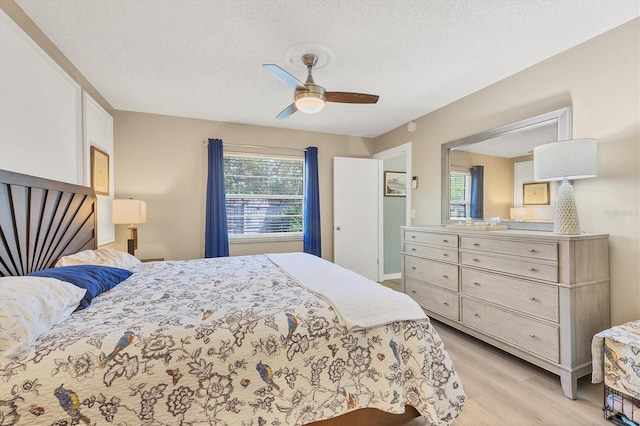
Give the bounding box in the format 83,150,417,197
295,94,325,113
533,139,597,182
112,199,147,224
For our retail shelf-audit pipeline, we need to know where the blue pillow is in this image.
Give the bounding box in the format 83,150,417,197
29,265,132,310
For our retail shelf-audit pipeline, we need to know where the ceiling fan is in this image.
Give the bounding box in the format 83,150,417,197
263,53,379,119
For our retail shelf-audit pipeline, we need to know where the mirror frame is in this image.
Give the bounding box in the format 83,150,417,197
441,106,572,231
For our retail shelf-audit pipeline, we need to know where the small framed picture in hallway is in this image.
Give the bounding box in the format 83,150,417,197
384,171,407,197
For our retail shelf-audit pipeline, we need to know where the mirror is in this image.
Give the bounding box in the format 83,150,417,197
441,107,572,231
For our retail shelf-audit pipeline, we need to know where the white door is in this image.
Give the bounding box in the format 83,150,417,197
333,157,379,281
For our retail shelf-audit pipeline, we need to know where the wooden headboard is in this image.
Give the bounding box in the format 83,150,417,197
0,169,97,276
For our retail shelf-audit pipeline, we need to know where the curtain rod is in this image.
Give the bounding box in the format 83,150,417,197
202,139,306,153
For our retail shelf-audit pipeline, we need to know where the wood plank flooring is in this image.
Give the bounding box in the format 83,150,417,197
378,280,609,425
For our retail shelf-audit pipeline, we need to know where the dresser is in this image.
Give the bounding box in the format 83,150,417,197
401,225,610,399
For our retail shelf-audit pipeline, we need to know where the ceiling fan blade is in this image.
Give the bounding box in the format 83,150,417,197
325,92,379,104
276,103,298,120
262,64,306,90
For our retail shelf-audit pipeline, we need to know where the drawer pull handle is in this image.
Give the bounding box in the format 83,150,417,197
529,334,537,339
411,248,416,251
411,235,416,239
442,275,448,279
529,296,538,302
443,302,449,306
528,267,538,272
443,253,449,257
528,248,538,253
411,290,417,294
473,282,481,286
411,266,417,270
442,239,449,243
473,243,480,247
473,258,480,262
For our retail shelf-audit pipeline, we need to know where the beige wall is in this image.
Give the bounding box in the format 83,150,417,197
374,18,640,325
113,111,375,261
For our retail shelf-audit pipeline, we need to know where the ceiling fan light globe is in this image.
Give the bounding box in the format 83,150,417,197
295,94,325,114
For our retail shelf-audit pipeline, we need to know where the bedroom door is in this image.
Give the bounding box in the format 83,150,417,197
333,157,379,281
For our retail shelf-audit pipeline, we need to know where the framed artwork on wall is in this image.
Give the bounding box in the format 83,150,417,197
90,145,109,196
523,182,550,205
384,171,407,197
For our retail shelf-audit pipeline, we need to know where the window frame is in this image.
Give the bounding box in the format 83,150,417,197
449,170,471,220
223,152,304,243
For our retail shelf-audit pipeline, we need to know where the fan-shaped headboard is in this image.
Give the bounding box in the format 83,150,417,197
0,169,97,276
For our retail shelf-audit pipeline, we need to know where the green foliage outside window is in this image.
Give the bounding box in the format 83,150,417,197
224,155,304,235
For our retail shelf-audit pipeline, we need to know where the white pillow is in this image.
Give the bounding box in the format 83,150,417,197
0,276,86,357
55,249,141,269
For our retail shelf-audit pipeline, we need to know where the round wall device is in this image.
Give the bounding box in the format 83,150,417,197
407,121,417,132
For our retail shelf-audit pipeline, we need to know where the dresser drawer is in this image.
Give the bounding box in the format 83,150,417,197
404,256,459,290
461,268,558,322
462,297,559,362
461,252,558,282
460,236,557,261
404,242,458,263
405,277,459,320
404,230,458,248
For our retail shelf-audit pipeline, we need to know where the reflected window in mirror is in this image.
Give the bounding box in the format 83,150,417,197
449,170,470,219
449,166,484,220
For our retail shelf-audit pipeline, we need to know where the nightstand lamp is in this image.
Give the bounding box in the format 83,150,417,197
112,199,147,255
533,139,597,234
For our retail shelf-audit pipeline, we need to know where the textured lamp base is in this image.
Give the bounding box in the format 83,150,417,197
554,180,581,234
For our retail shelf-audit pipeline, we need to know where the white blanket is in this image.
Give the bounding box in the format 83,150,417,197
267,252,427,330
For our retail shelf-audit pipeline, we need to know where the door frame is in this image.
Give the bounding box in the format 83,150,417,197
373,142,412,281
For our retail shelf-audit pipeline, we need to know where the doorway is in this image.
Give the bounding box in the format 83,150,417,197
373,142,412,281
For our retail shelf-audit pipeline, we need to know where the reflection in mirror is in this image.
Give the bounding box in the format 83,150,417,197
441,107,572,231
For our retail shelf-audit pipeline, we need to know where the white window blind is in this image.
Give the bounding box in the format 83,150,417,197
449,171,471,218
224,154,304,238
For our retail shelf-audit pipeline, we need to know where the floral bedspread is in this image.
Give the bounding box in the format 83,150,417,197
0,255,465,425
592,319,640,399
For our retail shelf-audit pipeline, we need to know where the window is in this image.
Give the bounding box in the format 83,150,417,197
224,154,304,239
449,171,471,218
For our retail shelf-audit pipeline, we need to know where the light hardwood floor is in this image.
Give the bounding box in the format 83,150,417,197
379,280,609,426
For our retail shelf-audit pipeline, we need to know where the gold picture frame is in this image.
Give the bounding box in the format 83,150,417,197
90,146,109,196
523,182,550,205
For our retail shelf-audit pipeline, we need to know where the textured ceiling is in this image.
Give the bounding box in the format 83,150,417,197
14,0,640,138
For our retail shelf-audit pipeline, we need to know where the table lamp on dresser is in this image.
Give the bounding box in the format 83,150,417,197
533,138,597,234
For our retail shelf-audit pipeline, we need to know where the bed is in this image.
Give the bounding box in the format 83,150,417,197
592,320,640,425
0,169,466,425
